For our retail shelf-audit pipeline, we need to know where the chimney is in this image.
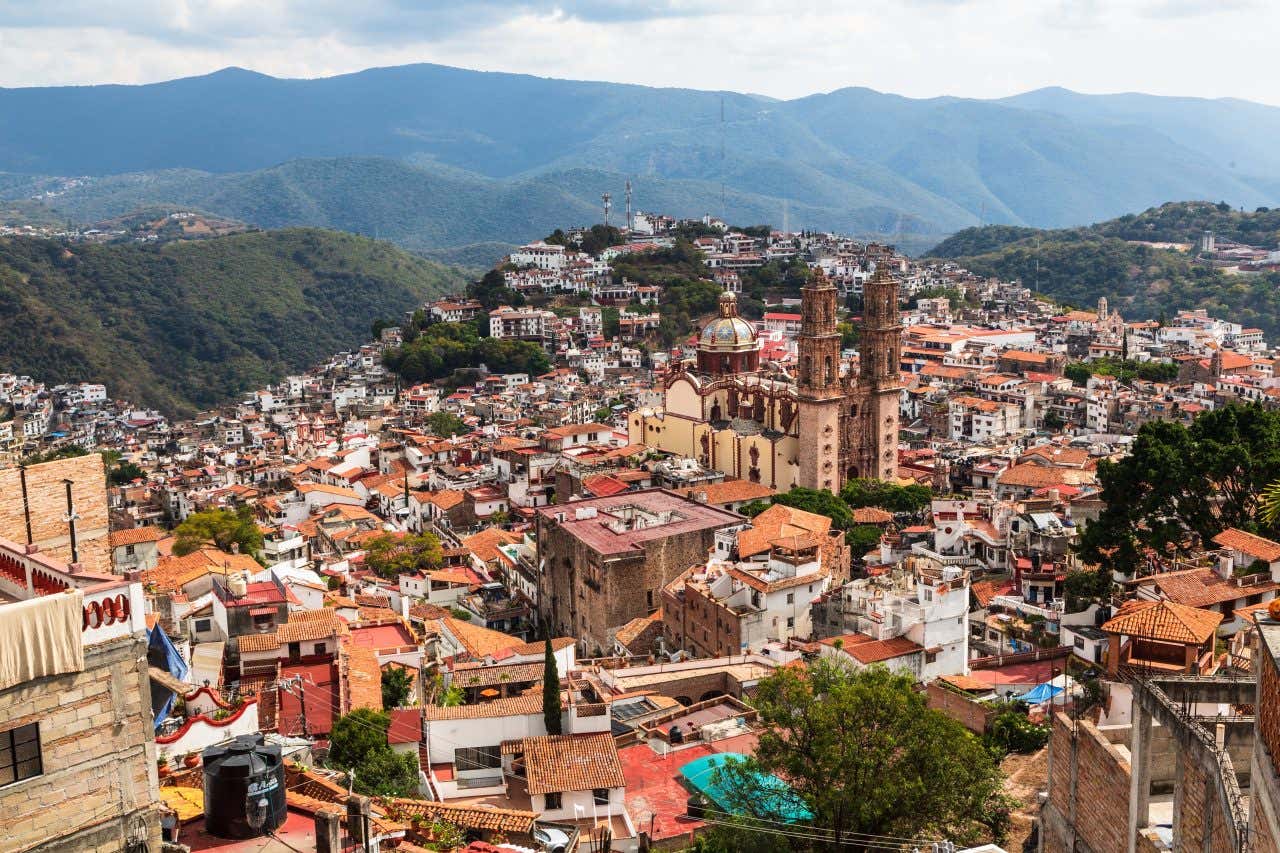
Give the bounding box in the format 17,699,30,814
1217,553,1234,581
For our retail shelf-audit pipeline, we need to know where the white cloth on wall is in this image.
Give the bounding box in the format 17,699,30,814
0,589,84,690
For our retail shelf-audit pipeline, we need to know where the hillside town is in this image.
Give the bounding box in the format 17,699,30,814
8,210,1280,853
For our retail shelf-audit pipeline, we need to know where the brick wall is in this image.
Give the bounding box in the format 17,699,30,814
1044,713,1131,853
1175,749,1237,853
925,682,995,735
0,635,161,852
0,455,111,573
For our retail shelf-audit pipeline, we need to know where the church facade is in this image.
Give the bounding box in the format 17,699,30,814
628,267,901,494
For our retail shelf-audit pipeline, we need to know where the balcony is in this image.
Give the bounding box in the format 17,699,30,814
0,538,147,688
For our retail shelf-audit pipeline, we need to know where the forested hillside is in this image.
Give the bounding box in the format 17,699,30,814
0,229,464,413
928,203,1280,335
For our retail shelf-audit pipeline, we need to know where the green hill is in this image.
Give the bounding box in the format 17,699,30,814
0,229,465,414
928,202,1280,336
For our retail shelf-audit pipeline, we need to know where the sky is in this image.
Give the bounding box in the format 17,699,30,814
0,0,1276,105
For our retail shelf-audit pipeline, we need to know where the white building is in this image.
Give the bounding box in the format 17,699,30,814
817,555,970,682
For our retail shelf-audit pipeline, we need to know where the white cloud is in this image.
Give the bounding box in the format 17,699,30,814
0,0,1274,106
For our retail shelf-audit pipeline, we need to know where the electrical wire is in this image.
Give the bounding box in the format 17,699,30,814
269,671,950,850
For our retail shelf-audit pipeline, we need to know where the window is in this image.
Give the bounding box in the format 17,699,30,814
593,788,610,805
786,592,794,605
314,643,327,656
544,792,562,810
194,619,211,634
925,651,938,664
786,616,795,629
125,545,136,556
455,745,501,771
0,723,41,785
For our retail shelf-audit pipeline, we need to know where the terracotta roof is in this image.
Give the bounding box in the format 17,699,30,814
738,503,832,558
996,463,1097,489
449,662,543,690
380,798,536,834
238,632,281,653
614,610,662,648
1213,528,1280,563
819,633,925,664
422,693,544,721
521,732,625,795
387,708,422,743
277,609,344,643
438,617,524,659
108,526,164,547
971,578,1017,608
143,548,259,593
1144,567,1280,609
1102,599,1222,644
676,479,776,506
460,528,522,564
850,507,894,525
342,640,383,712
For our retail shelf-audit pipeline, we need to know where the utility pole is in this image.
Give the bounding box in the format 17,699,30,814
61,478,79,564
279,675,308,737
624,179,633,232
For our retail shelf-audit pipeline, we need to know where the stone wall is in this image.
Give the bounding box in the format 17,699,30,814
0,454,111,573
1043,713,1131,853
0,634,161,852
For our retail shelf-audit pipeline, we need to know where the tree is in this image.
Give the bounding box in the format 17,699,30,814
1077,405,1280,574
770,487,855,530
839,478,932,514
425,410,468,438
845,524,883,553
172,506,263,558
327,708,419,797
362,532,443,580
468,268,523,310
542,636,562,736
101,450,146,485
706,661,1008,851
381,667,414,709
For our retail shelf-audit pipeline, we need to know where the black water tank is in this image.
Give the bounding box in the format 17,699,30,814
202,734,287,839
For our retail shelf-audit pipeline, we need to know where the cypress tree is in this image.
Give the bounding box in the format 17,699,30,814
542,635,562,735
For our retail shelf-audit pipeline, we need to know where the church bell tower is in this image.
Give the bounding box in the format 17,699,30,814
854,265,901,481
795,269,843,493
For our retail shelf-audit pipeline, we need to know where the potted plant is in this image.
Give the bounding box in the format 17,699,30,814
157,756,171,778
183,753,200,769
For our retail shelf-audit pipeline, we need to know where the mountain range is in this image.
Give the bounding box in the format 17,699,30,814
2,65,1279,259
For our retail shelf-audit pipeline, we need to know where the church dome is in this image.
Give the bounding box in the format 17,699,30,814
698,292,758,352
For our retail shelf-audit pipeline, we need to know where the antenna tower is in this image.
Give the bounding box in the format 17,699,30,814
602,192,612,228
625,180,633,232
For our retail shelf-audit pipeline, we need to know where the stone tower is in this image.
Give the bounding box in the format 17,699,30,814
850,265,901,481
796,268,844,493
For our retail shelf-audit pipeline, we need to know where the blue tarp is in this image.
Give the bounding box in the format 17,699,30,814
680,752,813,823
1017,682,1064,704
147,623,189,729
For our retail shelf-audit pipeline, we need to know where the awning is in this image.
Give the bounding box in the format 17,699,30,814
249,606,277,616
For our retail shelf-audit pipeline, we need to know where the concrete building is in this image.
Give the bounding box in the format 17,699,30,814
812,554,971,682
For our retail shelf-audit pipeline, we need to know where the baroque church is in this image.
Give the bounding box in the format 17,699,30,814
628,267,901,494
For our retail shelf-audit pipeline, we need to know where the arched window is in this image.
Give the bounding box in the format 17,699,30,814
824,356,833,385
803,356,812,384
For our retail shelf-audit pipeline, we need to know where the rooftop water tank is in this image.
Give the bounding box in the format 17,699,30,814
202,734,286,839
